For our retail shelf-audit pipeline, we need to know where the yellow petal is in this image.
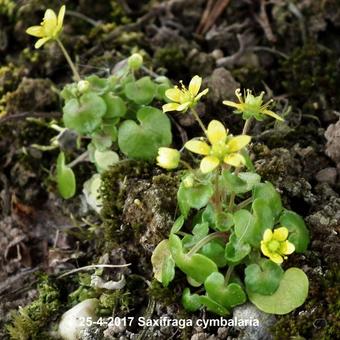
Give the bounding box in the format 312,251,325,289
26,26,45,37
176,102,190,112
57,5,66,32
224,153,245,167
43,9,57,36
185,140,210,155
207,120,227,145
165,88,182,102
188,75,202,97
226,135,251,152
263,229,273,242
34,37,50,49
269,253,283,264
195,88,209,101
280,241,295,255
263,109,284,122
162,103,180,112
200,156,220,173
273,227,288,241
260,243,271,258
222,100,242,110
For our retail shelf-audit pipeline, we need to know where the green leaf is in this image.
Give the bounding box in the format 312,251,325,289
199,295,230,316
234,209,255,244
103,93,127,118
86,75,109,95
177,182,214,214
60,83,78,101
253,182,282,218
238,172,261,192
124,76,156,105
56,152,76,199
63,93,106,135
151,240,175,287
248,268,309,315
204,272,247,308
118,106,172,160
91,131,112,151
183,222,209,249
245,260,284,295
94,150,119,173
202,204,233,231
225,233,251,265
279,210,309,252
221,171,247,193
170,215,185,234
169,234,218,284
251,198,275,246
182,288,201,312
200,239,227,267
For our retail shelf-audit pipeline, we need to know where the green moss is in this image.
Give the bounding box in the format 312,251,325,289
100,160,152,246
148,280,180,306
97,290,131,316
279,42,340,113
6,276,61,340
154,45,188,76
271,265,340,339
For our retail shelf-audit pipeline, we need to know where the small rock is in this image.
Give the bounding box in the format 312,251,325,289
232,303,276,340
325,119,340,166
315,167,337,184
206,68,239,105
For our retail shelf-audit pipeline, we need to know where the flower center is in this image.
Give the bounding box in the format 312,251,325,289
268,240,280,252
211,142,227,159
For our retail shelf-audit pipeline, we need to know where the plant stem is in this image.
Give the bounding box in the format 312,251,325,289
225,265,234,285
56,39,81,82
242,118,252,135
228,192,236,211
187,231,226,256
180,160,193,170
191,108,207,135
236,197,252,210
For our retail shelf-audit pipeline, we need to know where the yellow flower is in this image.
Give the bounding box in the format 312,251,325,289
261,227,295,264
223,89,284,121
162,75,209,113
157,147,180,170
184,120,251,173
26,5,66,49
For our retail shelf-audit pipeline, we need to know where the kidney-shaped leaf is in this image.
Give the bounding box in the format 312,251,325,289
280,210,309,252
245,259,284,295
248,268,309,315
63,93,106,135
118,106,172,160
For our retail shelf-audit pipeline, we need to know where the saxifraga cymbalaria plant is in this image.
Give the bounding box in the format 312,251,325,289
26,5,173,206
152,76,309,316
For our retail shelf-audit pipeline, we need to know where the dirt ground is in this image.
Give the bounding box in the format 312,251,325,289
0,1,339,339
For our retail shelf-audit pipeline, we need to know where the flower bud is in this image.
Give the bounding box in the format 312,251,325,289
77,80,90,93
157,147,180,170
128,53,143,70
183,175,194,188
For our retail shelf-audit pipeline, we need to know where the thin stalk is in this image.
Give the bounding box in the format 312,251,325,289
180,160,193,171
191,108,207,135
228,192,236,211
67,151,89,168
242,118,252,135
56,39,81,82
57,263,131,279
236,197,252,210
225,265,234,285
187,231,226,256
